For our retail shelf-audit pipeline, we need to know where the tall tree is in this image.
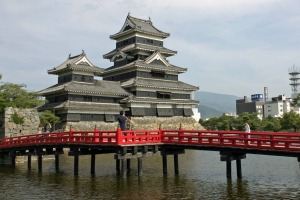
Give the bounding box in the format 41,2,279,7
280,110,300,132
291,94,300,107
39,110,60,126
0,83,43,112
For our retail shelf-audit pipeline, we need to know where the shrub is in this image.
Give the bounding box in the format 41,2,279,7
12,112,24,124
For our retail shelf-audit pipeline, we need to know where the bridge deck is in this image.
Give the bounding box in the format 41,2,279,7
0,128,300,156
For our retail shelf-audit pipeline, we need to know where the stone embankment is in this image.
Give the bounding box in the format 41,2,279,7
0,107,203,137
0,107,40,138
64,116,203,131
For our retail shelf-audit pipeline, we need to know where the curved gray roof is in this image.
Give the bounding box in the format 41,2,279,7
120,96,198,105
103,43,177,59
48,51,104,75
104,60,187,74
38,101,128,112
110,15,170,39
38,80,129,96
121,77,199,91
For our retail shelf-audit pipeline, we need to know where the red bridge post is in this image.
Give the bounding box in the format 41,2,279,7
116,127,122,145
94,125,99,142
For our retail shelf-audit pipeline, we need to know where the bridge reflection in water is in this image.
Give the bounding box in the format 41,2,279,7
1,127,300,179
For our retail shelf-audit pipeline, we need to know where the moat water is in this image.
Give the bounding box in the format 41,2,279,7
0,150,299,199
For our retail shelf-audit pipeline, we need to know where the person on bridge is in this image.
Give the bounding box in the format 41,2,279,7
244,122,251,133
244,121,251,144
117,111,128,131
44,123,52,133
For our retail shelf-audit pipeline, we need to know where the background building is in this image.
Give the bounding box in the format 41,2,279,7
263,95,291,118
236,95,264,119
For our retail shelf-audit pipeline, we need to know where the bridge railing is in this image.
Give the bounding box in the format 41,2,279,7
1,129,300,151
117,129,161,145
160,130,300,151
0,127,162,148
0,128,118,147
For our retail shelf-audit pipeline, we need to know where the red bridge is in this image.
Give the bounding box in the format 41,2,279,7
1,128,300,178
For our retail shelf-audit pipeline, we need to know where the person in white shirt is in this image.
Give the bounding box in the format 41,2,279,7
244,122,250,133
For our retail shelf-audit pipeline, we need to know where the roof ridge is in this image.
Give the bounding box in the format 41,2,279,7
127,14,151,24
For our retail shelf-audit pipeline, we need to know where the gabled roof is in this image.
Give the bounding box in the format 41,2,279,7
110,14,170,40
37,80,129,96
103,60,187,75
110,50,133,62
121,77,199,91
48,51,104,75
144,51,170,66
103,44,177,59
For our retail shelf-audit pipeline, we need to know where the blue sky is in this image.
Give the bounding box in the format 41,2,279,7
0,0,299,98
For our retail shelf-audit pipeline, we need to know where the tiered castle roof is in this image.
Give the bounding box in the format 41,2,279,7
110,14,170,39
48,51,104,75
38,80,129,96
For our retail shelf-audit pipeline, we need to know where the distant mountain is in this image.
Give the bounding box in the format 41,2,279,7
195,91,241,119
198,104,224,119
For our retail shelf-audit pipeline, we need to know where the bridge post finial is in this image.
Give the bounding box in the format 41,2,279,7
69,125,73,138
94,125,98,132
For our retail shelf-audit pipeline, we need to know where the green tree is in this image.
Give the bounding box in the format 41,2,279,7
0,83,43,112
200,112,264,131
262,116,281,132
39,110,60,126
291,94,300,107
280,110,300,132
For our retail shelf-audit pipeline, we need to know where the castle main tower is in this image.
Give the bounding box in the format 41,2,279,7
102,14,200,122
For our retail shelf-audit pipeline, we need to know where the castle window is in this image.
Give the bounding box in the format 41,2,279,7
151,70,165,78
83,96,92,102
146,39,153,44
157,92,171,99
81,76,85,82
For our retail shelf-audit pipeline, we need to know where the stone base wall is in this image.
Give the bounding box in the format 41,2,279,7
0,108,203,138
130,116,203,130
62,116,203,131
63,121,119,131
0,107,40,138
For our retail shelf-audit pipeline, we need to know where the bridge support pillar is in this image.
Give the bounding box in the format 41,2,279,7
236,158,242,178
226,157,232,178
37,149,43,172
27,154,31,169
161,148,184,175
127,159,131,174
162,155,168,175
55,154,59,172
116,159,120,174
122,159,127,178
138,157,143,176
91,153,95,175
121,147,127,178
174,154,179,175
73,150,79,176
221,152,246,179
10,151,16,167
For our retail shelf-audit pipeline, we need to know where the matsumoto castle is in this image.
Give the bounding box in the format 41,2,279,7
38,14,201,130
